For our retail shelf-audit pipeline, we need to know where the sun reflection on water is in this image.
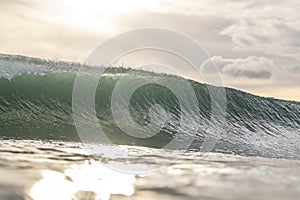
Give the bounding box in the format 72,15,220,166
29,160,136,200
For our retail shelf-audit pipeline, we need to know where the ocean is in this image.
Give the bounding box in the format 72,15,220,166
0,53,300,199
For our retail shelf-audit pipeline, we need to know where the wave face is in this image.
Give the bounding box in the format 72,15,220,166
0,53,300,159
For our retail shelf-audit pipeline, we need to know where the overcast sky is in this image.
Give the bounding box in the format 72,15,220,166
0,0,299,101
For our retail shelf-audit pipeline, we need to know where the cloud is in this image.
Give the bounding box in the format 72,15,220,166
286,65,300,73
0,0,299,101
212,56,275,79
3,0,298,62
217,0,300,62
161,0,300,62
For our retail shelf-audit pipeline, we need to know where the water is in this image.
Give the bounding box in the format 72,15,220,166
1,139,300,200
0,53,300,199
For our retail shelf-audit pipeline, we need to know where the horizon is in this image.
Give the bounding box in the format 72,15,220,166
0,0,299,101
1,51,299,103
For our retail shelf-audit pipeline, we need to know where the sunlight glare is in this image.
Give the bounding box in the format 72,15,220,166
41,0,162,34
29,160,136,200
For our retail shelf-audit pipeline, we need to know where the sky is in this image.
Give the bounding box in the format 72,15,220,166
0,0,299,101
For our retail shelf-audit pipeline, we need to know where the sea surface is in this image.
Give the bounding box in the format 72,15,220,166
0,53,300,199
1,139,300,200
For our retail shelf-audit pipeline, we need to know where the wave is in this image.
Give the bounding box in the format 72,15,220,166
0,53,299,159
